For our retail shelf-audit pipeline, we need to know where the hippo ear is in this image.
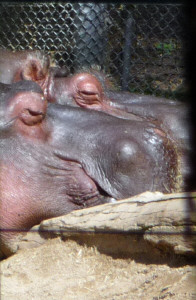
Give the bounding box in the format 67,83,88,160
20,60,46,82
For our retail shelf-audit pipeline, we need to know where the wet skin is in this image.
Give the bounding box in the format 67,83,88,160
0,50,188,143
0,50,121,116
47,70,190,188
45,69,189,148
0,80,183,256
0,53,190,188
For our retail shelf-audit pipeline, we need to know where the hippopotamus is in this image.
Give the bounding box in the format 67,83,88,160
0,51,190,160
106,93,189,143
0,51,141,119
0,50,118,114
0,80,184,257
45,71,136,120
0,50,188,140
46,70,189,148
44,68,188,143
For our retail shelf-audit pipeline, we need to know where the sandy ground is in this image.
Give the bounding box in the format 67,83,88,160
0,238,195,300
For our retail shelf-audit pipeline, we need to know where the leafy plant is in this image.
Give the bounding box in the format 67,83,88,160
154,41,176,55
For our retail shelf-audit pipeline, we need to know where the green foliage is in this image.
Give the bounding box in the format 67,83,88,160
154,41,176,55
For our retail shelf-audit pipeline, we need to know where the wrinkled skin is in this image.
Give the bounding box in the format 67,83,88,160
108,93,189,144
46,69,189,140
54,71,190,152
0,53,189,187
46,72,136,120
0,80,183,257
47,70,190,178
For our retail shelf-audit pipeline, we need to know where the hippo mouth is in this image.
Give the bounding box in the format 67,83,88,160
53,151,116,205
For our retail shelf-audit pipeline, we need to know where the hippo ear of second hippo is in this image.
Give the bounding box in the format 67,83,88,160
20,60,46,82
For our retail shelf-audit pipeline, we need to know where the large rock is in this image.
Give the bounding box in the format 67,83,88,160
14,192,196,261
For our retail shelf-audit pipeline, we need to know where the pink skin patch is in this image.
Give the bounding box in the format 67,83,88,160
6,91,48,140
73,73,105,108
153,128,166,137
0,163,37,240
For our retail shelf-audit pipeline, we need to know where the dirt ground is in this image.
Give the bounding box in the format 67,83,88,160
0,238,195,300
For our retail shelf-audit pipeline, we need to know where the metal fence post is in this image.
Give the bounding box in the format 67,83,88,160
122,13,134,91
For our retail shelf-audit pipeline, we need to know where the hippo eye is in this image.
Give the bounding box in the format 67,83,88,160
80,90,98,96
77,90,100,105
20,109,45,125
75,87,102,106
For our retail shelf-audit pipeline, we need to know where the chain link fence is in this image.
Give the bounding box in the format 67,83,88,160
0,2,185,99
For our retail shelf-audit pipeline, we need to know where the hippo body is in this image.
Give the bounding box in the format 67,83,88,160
107,92,189,143
0,80,185,256
48,72,190,174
